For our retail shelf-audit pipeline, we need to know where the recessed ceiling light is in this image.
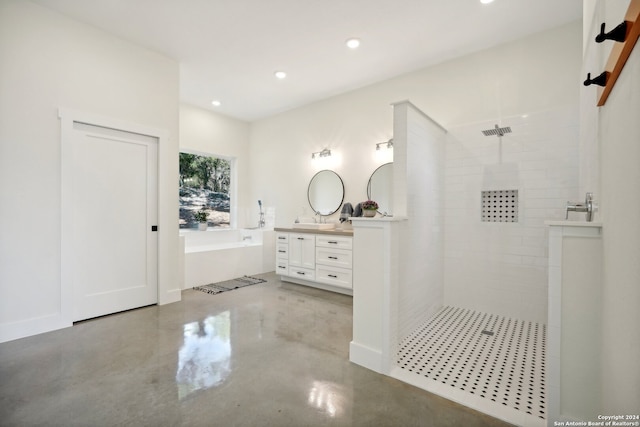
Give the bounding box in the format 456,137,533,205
480,0,494,4
274,71,287,79
211,100,221,107
346,38,360,49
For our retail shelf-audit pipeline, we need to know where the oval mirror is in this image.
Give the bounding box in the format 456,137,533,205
308,170,345,215
367,162,393,215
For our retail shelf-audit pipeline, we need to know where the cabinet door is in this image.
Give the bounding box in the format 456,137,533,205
289,233,315,269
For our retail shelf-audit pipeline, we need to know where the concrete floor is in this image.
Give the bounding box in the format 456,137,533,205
0,273,512,426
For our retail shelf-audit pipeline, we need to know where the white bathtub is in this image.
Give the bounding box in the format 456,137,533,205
179,228,275,288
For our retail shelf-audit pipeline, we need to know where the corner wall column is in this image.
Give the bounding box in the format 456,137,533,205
349,217,406,374
546,221,603,423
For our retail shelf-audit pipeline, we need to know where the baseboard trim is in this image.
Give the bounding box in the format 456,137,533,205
0,313,71,344
349,341,384,374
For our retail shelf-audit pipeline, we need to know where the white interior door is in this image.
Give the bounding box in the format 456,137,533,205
68,122,158,321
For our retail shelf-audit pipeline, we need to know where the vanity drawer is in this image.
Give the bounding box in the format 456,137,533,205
276,259,289,276
276,243,289,259
288,266,315,281
316,235,352,250
316,265,352,289
276,233,289,244
316,247,352,269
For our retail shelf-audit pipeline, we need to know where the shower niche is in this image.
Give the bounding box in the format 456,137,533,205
481,189,519,223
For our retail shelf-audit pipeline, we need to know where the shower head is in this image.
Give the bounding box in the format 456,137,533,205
482,124,512,137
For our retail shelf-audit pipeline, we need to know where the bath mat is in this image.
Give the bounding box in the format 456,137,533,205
193,275,266,295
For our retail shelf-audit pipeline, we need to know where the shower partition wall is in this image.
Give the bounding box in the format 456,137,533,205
350,100,446,373
391,101,447,340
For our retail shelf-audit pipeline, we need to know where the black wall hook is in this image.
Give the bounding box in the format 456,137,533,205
584,71,609,87
595,21,628,43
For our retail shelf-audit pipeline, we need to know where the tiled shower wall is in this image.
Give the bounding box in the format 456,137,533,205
443,106,580,324
394,102,447,345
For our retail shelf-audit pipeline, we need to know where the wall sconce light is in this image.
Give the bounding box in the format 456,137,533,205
376,139,394,150
311,148,332,159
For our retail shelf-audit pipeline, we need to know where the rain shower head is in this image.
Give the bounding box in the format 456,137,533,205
482,124,512,137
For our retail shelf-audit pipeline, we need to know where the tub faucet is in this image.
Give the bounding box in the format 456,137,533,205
566,192,595,221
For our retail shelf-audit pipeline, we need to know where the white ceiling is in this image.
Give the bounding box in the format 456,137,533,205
32,0,582,122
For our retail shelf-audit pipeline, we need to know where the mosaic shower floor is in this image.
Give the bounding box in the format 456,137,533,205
397,306,547,420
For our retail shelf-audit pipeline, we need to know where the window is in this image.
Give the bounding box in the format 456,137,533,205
179,152,233,229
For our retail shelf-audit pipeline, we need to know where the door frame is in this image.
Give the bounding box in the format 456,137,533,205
59,108,167,324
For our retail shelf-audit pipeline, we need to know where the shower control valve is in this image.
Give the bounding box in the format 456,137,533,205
566,192,595,222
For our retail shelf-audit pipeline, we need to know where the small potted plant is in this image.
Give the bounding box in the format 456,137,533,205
361,200,378,217
193,209,209,230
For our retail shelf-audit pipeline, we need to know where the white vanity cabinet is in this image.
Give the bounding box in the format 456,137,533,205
275,229,353,295
288,233,316,281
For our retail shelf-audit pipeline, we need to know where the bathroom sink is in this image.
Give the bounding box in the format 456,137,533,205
292,222,335,230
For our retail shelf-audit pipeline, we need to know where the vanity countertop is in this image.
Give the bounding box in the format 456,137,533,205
274,227,354,236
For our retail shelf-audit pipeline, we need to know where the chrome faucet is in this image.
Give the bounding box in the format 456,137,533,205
566,192,595,221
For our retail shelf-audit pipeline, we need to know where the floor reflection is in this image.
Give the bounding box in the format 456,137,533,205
176,311,231,399
307,380,346,418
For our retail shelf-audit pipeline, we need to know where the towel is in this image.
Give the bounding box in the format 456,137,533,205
339,202,354,223
353,203,363,218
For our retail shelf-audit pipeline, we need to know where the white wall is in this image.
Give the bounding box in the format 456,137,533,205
249,89,395,227
250,22,582,325
0,1,180,342
582,0,640,413
179,104,253,227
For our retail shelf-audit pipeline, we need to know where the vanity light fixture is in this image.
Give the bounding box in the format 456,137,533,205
375,139,394,150
311,148,332,159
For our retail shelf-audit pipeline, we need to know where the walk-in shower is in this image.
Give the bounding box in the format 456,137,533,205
377,106,579,426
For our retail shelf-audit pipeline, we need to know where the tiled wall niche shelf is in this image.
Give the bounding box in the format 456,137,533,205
481,190,518,223
596,0,640,106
